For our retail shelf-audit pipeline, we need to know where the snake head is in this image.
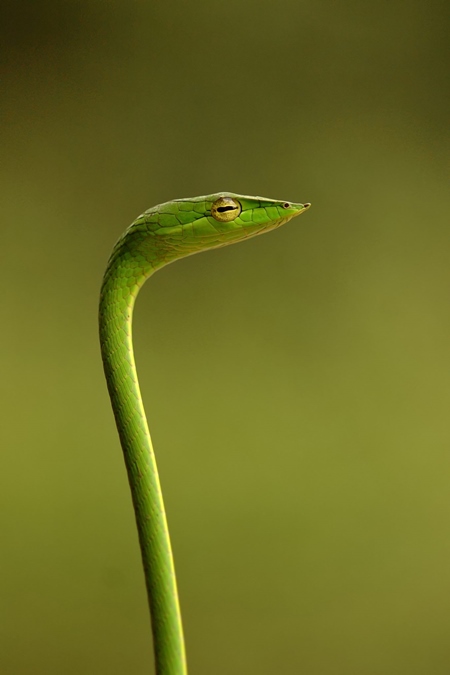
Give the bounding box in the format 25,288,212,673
184,192,309,237
159,192,309,252
125,192,311,271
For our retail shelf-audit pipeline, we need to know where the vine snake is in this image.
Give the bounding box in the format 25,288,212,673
99,193,311,675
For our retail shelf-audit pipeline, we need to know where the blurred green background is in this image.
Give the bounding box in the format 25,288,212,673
2,1,450,673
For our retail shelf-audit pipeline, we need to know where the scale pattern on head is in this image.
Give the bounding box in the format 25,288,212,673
106,192,311,278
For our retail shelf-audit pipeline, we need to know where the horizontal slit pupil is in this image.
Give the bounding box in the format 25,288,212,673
217,206,237,212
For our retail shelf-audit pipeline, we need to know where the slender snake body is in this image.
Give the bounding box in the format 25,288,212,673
99,193,310,674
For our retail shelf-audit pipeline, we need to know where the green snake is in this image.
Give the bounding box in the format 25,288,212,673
99,193,311,675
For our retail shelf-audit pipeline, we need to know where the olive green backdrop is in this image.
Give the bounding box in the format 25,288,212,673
2,1,450,673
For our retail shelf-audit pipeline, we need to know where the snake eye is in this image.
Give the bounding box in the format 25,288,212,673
282,202,291,209
211,197,242,222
